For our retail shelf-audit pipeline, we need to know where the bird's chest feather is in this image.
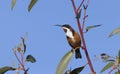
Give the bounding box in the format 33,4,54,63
66,32,81,48
66,30,74,39
66,30,76,43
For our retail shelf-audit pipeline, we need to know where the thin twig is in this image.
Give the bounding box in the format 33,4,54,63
21,52,24,66
77,0,84,13
82,0,90,31
13,49,23,67
86,0,90,9
13,49,28,74
81,9,86,31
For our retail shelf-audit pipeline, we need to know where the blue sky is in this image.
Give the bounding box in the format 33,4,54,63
0,0,120,74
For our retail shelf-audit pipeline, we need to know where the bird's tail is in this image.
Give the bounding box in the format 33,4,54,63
75,48,82,59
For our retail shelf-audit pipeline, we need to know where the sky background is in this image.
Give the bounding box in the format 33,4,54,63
0,0,120,74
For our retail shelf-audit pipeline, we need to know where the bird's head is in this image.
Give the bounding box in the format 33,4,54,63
55,24,75,38
55,24,73,33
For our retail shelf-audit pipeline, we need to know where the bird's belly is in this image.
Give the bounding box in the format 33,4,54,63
70,38,80,48
71,38,76,43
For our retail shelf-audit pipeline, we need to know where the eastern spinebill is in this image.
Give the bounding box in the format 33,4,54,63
56,24,82,59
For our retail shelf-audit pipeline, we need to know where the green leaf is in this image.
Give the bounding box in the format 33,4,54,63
11,0,16,10
76,9,82,19
83,4,86,9
26,55,36,63
21,37,26,54
70,65,86,74
85,25,101,33
100,62,114,73
109,27,120,37
0,66,16,74
118,50,120,63
28,0,38,12
56,50,74,74
115,70,120,74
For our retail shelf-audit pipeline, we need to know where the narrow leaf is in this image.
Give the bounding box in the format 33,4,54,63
26,55,36,63
109,27,120,37
119,50,120,63
0,66,16,74
115,57,119,66
85,25,101,33
100,53,115,62
76,9,82,19
100,53,111,62
11,0,16,10
28,0,38,12
21,37,26,54
115,72,119,74
70,65,86,74
23,44,26,54
115,70,120,74
100,62,114,73
56,50,74,74
83,4,86,9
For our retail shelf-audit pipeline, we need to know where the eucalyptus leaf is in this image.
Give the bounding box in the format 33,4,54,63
100,53,110,60
21,37,26,54
100,53,111,62
109,27,120,37
85,25,101,33
115,72,119,74
0,66,16,74
56,50,74,74
26,55,36,63
76,9,82,19
83,4,86,9
28,0,38,12
118,50,120,64
11,0,16,10
100,62,114,73
70,65,86,74
115,70,120,74
23,44,26,54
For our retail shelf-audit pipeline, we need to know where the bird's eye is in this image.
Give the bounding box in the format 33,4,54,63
63,29,67,32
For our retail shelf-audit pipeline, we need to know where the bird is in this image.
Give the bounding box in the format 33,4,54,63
56,24,82,59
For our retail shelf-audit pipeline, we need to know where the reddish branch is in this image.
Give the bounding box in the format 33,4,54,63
14,51,23,67
13,50,28,74
77,0,84,13
82,0,89,31
81,8,87,31
71,0,95,74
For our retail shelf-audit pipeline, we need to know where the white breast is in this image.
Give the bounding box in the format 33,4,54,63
63,27,74,39
66,30,74,39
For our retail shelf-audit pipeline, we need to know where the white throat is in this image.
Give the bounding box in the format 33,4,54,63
63,27,74,39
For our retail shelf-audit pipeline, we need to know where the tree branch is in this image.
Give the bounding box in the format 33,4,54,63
71,0,95,74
